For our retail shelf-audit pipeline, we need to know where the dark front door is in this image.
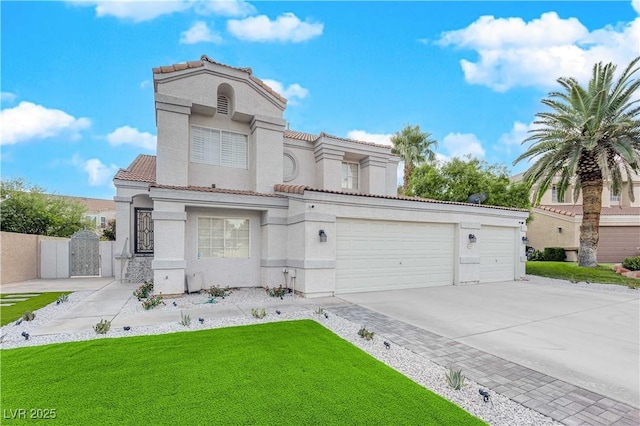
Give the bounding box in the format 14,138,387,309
135,208,154,255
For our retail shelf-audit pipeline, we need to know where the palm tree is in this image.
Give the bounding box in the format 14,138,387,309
391,124,438,193
514,57,640,267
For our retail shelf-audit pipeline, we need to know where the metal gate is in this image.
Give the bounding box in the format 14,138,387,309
70,230,100,276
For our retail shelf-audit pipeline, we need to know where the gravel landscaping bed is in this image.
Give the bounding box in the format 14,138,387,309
0,285,566,425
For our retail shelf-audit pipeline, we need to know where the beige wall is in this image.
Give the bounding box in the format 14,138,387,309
1,232,68,284
526,210,579,250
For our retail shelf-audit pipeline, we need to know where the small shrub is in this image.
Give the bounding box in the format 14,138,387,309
22,311,36,321
527,249,545,261
542,247,566,262
56,294,69,304
622,256,640,271
206,285,232,298
446,368,466,390
251,308,266,319
179,311,191,327
142,294,165,310
265,285,288,298
314,307,325,315
358,326,375,341
133,280,154,300
94,319,111,334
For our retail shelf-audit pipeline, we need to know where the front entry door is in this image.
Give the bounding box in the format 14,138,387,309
135,208,154,254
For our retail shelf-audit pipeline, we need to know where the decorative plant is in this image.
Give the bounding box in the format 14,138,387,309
22,311,36,321
446,368,466,390
265,285,288,298
142,294,165,310
206,285,232,298
314,307,325,315
357,326,375,340
251,308,267,319
179,311,191,327
56,294,69,304
94,319,111,334
133,280,154,300
622,255,640,271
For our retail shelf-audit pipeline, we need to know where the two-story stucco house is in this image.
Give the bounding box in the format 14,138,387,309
113,55,529,297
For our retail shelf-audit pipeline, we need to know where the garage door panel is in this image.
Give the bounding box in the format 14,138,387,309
480,226,516,283
336,219,454,294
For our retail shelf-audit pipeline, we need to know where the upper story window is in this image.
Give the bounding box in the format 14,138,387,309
610,189,621,204
217,95,229,115
342,162,359,190
191,125,247,169
551,185,564,203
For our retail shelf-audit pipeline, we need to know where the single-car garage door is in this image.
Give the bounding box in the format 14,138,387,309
336,219,454,294
480,226,516,283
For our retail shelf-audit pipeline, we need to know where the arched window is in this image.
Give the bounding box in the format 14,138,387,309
217,83,234,116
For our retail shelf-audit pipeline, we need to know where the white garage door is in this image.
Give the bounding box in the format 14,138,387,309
336,219,454,294
480,226,516,283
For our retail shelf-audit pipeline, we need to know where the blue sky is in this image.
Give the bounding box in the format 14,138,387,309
2,1,639,199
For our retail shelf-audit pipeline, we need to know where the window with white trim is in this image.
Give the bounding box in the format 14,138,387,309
610,189,620,203
341,162,359,190
198,218,249,258
191,125,247,169
551,185,564,203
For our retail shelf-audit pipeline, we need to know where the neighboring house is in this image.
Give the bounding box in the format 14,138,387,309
69,196,116,235
113,55,529,297
512,172,640,262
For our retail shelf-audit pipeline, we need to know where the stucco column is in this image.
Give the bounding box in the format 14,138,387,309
155,94,192,187
314,146,344,191
152,201,187,294
458,222,481,284
113,196,132,281
250,115,286,194
360,156,388,195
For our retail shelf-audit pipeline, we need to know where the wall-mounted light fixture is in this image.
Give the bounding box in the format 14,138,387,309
522,236,529,244
558,227,563,233
468,234,477,244
319,230,327,243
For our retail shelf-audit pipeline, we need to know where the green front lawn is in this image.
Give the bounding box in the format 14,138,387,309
1,320,484,425
0,292,70,326
526,261,639,288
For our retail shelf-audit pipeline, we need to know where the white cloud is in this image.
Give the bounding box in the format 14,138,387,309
633,0,640,14
106,125,156,151
180,21,223,44
1,92,17,104
346,130,393,146
261,79,309,103
441,132,486,159
0,101,90,145
74,0,191,22
438,11,640,91
140,80,151,89
83,158,119,186
227,12,323,42
196,0,256,17
496,121,536,156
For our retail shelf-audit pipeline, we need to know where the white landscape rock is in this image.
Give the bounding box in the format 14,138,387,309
0,287,564,426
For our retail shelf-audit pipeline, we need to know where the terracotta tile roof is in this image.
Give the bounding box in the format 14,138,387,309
55,195,115,212
274,184,529,212
284,130,393,151
152,55,287,104
114,154,156,183
537,205,640,217
151,184,283,198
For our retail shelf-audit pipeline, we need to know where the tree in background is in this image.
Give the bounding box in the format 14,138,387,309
0,178,91,237
391,124,438,194
514,57,640,267
102,219,116,241
409,156,531,209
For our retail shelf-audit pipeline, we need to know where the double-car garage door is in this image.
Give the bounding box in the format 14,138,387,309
336,219,455,294
335,219,516,294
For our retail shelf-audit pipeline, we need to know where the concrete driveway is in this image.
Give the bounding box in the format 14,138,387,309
338,278,640,408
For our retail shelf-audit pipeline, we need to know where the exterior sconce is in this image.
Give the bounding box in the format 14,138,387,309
522,236,529,244
319,230,327,242
558,227,563,233
468,234,477,244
